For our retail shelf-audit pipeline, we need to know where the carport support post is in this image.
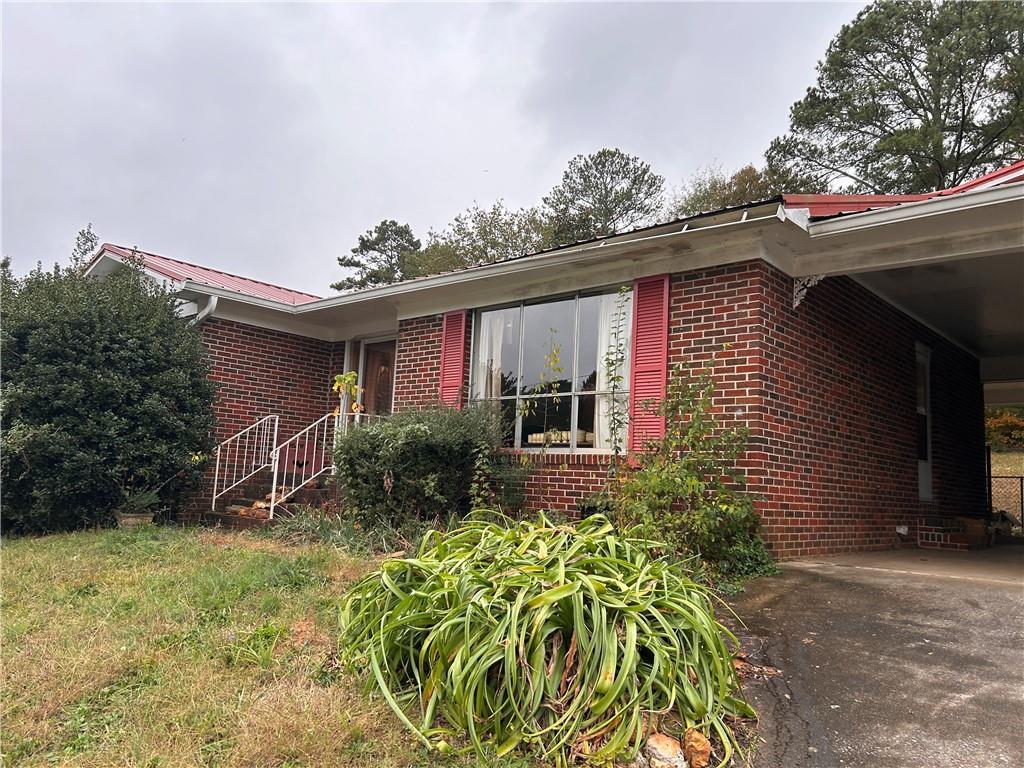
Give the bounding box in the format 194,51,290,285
986,446,992,512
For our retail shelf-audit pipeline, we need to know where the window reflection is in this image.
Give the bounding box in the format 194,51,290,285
470,288,632,452
521,298,574,395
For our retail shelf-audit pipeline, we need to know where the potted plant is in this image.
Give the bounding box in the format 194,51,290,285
115,488,161,529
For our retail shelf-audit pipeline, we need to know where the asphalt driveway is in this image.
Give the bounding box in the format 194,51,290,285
728,546,1024,767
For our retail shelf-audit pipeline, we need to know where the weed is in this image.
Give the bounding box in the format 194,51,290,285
225,621,288,668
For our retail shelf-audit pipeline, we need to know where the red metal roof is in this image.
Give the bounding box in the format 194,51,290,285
100,244,321,305
783,160,1024,218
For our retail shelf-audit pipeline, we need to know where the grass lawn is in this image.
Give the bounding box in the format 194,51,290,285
1,526,534,768
990,451,1024,476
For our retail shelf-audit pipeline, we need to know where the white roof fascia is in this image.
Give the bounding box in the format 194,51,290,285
806,182,1024,239
176,205,790,317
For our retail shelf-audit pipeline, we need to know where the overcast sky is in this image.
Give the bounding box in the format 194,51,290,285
3,2,864,296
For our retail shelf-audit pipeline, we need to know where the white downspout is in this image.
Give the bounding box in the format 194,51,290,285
191,295,218,325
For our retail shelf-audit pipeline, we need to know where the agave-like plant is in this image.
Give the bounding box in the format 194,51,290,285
338,513,752,766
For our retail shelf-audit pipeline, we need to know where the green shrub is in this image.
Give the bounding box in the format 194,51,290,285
332,405,501,528
0,253,215,534
612,361,776,582
339,513,751,766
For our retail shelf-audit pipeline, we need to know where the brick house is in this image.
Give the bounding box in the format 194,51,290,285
86,163,1024,557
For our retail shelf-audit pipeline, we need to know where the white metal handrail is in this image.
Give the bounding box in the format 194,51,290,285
269,412,336,518
336,409,387,436
212,415,279,510
269,410,387,517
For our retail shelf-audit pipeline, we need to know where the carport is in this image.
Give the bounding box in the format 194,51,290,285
794,181,1024,407
780,173,1024,540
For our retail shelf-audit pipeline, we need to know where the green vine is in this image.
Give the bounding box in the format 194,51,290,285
601,286,631,472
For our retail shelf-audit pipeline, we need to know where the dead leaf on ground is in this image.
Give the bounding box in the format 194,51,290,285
683,728,711,768
733,657,781,678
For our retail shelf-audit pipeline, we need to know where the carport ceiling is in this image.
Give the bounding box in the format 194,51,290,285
857,251,1024,386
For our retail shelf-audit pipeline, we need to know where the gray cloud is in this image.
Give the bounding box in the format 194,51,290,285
2,2,863,295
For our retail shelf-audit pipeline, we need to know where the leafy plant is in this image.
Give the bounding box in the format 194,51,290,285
115,488,161,518
338,513,752,767
333,405,502,528
332,371,361,404
488,455,531,514
612,361,775,582
601,285,631,468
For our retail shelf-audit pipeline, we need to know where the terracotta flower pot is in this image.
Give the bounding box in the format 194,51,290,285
116,511,154,529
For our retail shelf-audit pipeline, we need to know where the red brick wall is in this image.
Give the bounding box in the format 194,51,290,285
180,318,343,521
519,454,612,514
746,264,986,557
201,318,342,440
394,313,472,411
359,263,988,557
394,315,444,410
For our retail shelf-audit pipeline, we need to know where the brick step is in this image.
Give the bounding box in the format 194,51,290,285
202,510,272,530
202,499,313,529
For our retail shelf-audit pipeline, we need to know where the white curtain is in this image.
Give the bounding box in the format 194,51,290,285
593,292,632,450
472,311,508,400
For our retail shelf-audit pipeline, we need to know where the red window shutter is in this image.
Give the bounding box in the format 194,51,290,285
438,310,468,408
628,275,669,450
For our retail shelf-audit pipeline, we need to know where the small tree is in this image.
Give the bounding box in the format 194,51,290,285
1,240,215,533
986,407,1024,452
70,223,99,269
332,219,423,291
542,148,666,245
611,361,775,582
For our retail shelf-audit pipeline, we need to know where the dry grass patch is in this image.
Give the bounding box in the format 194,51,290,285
991,452,1024,476
226,677,403,767
196,528,300,555
1,526,533,768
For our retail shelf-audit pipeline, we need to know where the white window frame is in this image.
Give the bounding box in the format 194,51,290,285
916,343,933,501
468,288,632,454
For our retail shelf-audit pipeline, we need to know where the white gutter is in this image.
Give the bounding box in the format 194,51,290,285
806,181,1024,238
179,205,788,316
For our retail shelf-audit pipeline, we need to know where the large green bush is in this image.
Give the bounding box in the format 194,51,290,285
332,405,502,527
1,257,215,533
339,513,751,766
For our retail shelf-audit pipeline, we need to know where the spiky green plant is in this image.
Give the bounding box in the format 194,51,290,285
338,514,752,766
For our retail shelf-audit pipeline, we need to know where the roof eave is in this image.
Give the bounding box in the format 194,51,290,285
172,200,792,317
806,181,1024,238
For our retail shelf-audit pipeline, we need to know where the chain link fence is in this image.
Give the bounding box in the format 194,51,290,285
991,475,1023,531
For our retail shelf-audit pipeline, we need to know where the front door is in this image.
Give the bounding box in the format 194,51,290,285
360,339,396,416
